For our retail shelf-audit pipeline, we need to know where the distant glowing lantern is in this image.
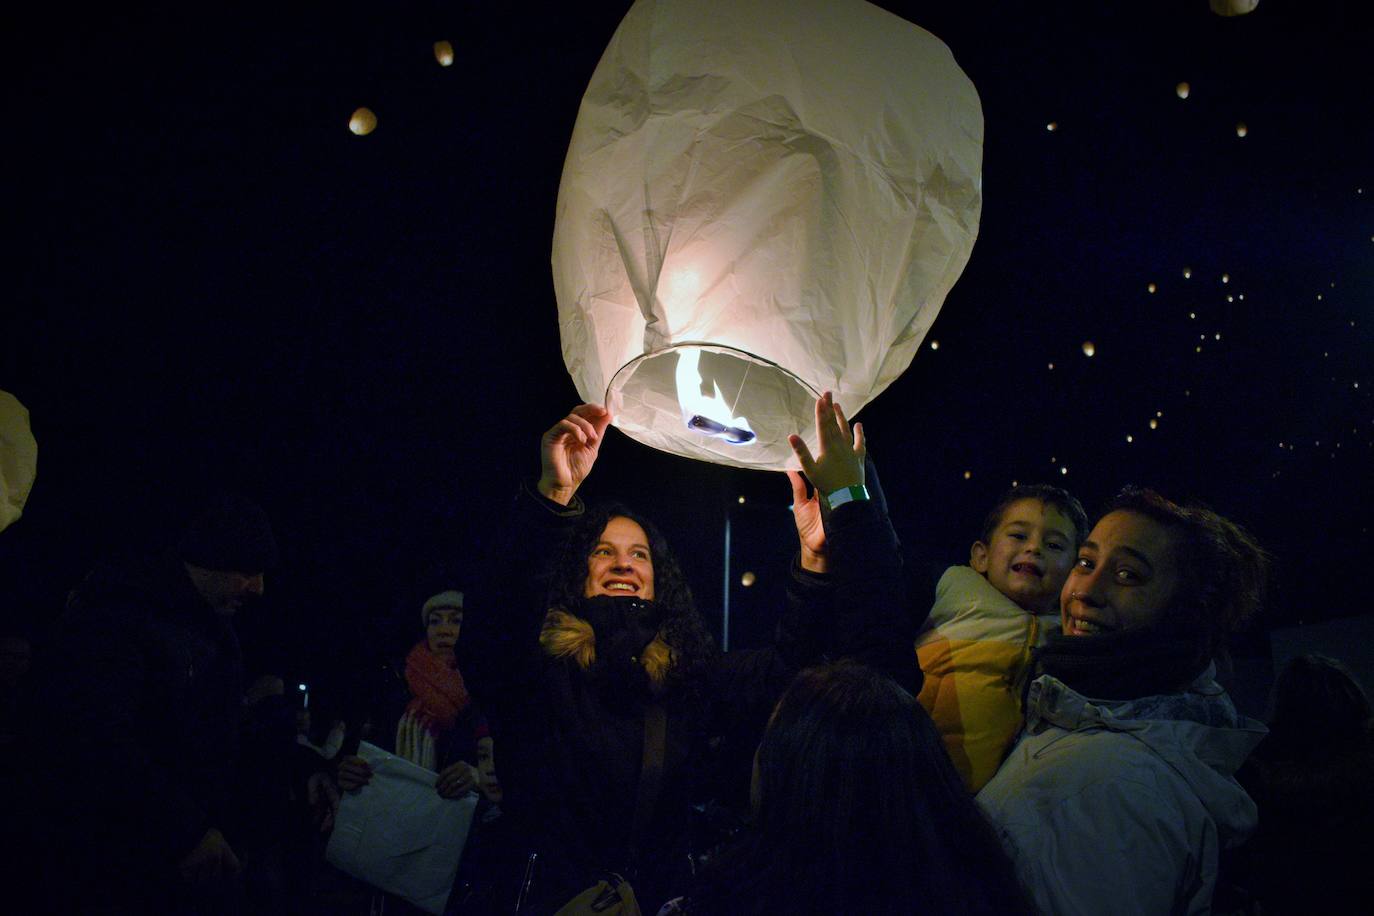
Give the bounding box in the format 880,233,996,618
1046,121,1058,132
741,571,757,587
1156,410,1163,417
963,470,972,480
1176,82,1190,99
1183,267,1192,279
1210,0,1259,16
349,107,377,136
1221,273,1230,284
1047,362,1055,370
553,0,983,469
1190,312,1197,319
1060,467,1068,475
0,390,37,533
1235,122,1248,137
930,340,940,351
434,40,455,66
1148,282,1157,293
1082,341,1096,357
1149,418,1159,430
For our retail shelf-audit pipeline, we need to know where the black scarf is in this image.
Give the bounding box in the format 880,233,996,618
577,595,664,707
1033,627,1210,702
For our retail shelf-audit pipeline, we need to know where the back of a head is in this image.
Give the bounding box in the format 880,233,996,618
1267,654,1373,758
716,662,1028,915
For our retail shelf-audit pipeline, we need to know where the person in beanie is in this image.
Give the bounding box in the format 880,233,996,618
338,589,499,802
29,492,278,914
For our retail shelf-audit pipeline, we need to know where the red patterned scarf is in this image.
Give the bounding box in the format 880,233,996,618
403,641,470,732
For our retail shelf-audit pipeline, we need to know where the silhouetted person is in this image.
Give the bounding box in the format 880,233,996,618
1231,654,1374,913
31,493,277,914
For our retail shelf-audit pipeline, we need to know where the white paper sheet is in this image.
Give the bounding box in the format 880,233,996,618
325,741,477,915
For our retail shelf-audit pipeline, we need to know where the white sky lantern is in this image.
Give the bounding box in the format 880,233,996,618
349,107,377,136
0,390,37,534
553,0,983,470
434,41,455,67
1236,122,1248,138
1082,340,1096,357
1176,82,1191,99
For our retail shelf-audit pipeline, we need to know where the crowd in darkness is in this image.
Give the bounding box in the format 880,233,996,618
2,393,1372,915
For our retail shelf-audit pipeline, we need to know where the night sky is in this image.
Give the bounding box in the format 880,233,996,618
4,1,1371,700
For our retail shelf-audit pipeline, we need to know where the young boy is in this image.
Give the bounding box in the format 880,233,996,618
916,485,1088,792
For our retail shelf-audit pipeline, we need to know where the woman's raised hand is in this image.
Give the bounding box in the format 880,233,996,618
788,391,865,496
537,404,613,506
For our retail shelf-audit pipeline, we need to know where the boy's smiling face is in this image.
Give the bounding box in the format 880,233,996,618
970,498,1078,614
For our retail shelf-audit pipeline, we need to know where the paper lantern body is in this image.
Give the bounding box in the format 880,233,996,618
1210,0,1259,16
0,391,37,533
552,0,983,469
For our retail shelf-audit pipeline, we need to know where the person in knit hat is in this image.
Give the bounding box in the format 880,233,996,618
28,492,278,913
338,589,499,803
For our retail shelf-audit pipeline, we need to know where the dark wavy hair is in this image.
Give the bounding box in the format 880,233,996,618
1266,654,1373,760
546,502,717,705
690,662,1032,915
1102,487,1270,657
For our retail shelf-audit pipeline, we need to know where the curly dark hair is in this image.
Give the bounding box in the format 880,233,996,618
1102,486,1270,656
547,502,718,706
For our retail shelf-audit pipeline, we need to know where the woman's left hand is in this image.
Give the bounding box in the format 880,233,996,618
436,760,480,799
788,391,865,495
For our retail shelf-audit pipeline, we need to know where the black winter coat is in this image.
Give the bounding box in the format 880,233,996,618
463,480,915,913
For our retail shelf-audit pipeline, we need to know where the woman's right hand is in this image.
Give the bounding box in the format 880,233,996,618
537,404,612,506
337,755,373,791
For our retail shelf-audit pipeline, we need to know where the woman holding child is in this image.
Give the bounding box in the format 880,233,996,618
463,393,916,913
977,487,1270,915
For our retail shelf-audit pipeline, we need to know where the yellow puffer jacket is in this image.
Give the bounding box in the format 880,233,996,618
915,566,1057,792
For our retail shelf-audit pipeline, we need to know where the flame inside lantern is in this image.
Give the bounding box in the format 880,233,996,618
676,349,756,444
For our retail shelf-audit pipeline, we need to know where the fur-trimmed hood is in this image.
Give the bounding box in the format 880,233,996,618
540,595,674,695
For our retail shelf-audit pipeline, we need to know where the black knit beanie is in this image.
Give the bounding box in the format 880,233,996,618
177,493,279,572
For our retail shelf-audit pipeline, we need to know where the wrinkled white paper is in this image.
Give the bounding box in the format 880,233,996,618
325,741,477,915
0,390,37,534
553,0,983,469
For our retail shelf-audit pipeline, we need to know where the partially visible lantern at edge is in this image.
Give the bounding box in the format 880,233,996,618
349,107,377,136
1176,81,1190,99
0,390,38,534
434,41,455,67
552,0,983,470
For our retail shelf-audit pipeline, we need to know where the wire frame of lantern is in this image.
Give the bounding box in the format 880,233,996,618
552,0,983,470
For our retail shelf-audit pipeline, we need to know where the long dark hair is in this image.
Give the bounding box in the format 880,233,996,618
1265,654,1373,761
691,662,1031,915
547,502,717,704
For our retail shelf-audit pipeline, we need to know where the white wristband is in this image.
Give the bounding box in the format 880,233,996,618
825,484,869,509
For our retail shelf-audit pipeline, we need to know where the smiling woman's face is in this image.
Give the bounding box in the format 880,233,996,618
583,516,656,601
1060,510,1182,637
